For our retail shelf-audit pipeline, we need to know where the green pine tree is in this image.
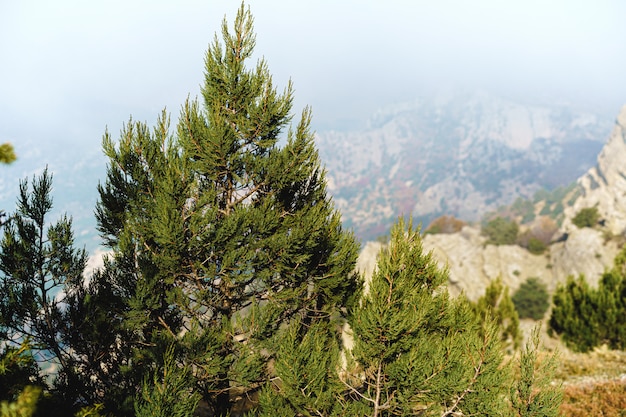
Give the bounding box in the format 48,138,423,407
510,325,562,417
550,245,626,352
344,218,509,416
0,169,88,412
134,345,199,417
549,275,600,352
512,277,550,321
257,321,345,417
94,4,359,415
471,277,521,350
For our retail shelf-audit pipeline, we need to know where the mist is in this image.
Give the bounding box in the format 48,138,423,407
2,0,626,146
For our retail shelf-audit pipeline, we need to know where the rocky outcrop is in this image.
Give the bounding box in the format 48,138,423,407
357,226,620,301
356,105,626,299
563,105,626,237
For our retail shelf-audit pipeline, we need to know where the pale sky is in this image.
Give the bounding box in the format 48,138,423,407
1,0,626,149
2,0,626,251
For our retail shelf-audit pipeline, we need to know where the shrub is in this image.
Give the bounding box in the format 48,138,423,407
550,261,626,353
512,277,550,320
424,215,466,234
470,277,521,350
482,216,519,245
526,237,547,254
517,216,557,254
572,206,600,228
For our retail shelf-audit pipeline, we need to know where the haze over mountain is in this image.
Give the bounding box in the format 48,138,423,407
356,105,626,301
317,90,614,240
2,2,626,251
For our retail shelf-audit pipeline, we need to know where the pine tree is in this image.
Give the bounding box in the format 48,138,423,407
471,277,521,350
510,325,562,417
550,245,626,352
549,275,600,352
0,169,88,411
94,4,359,415
134,346,200,417
344,218,509,416
512,277,550,321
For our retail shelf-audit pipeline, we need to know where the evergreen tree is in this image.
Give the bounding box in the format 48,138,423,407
344,219,509,416
471,277,521,350
512,277,550,320
257,321,345,417
94,4,359,415
510,325,562,417
549,275,599,352
482,216,519,245
0,169,88,411
550,245,626,352
134,346,199,417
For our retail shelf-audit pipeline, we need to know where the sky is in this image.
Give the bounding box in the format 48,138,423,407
1,0,626,250
1,0,626,152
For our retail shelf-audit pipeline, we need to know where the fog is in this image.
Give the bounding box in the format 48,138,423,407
2,0,626,146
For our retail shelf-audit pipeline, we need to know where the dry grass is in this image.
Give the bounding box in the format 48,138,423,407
554,343,626,416
518,322,626,416
560,378,626,417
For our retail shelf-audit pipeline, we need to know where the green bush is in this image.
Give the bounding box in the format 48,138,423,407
482,216,519,245
572,207,600,228
549,249,626,352
470,277,521,350
512,277,550,320
526,237,547,255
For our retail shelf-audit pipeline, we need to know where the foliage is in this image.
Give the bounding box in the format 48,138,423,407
510,325,562,417
482,216,519,245
517,217,557,255
512,277,550,320
550,247,626,352
0,343,40,404
0,169,89,411
257,321,344,417
0,143,16,165
572,206,600,228
344,218,510,416
134,346,199,417
0,342,42,417
423,215,466,234
0,386,41,417
93,4,359,415
470,277,521,350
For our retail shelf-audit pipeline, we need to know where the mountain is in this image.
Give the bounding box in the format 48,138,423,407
561,105,626,236
315,90,613,241
356,105,626,301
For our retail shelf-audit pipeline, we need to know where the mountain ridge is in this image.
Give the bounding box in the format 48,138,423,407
316,90,612,241
356,104,626,301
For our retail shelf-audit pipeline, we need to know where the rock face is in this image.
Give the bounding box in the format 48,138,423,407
562,105,626,237
317,90,612,241
357,227,619,301
356,105,626,300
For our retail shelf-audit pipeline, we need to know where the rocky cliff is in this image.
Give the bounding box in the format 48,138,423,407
562,105,626,237
356,105,626,300
317,90,612,241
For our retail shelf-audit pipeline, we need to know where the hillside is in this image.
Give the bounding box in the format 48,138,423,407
316,90,612,241
356,105,626,301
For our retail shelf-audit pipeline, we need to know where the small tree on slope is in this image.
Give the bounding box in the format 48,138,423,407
344,218,509,416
